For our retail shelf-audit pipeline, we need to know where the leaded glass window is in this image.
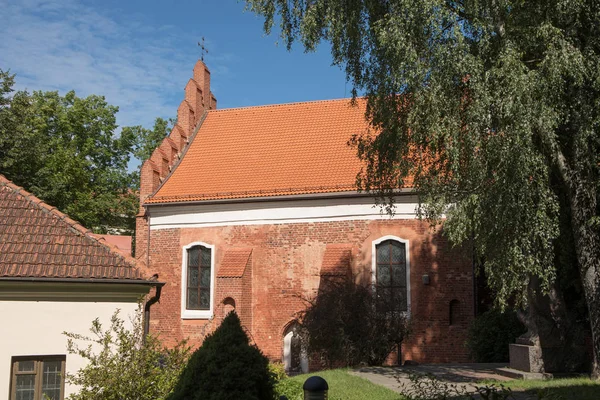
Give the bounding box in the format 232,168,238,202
376,239,408,312
186,245,211,310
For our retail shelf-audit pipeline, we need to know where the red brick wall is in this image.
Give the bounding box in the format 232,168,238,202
135,60,217,263
146,219,474,364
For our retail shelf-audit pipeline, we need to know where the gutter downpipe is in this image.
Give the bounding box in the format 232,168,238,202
143,206,162,342
144,282,164,342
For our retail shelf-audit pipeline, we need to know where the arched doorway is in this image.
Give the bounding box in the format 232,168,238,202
282,323,308,374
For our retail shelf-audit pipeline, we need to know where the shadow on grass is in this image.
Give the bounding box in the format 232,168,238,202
355,364,509,383
519,384,600,400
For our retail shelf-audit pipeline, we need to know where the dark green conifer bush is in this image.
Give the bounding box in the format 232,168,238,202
168,311,274,400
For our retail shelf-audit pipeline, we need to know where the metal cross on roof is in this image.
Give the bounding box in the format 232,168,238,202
198,37,208,61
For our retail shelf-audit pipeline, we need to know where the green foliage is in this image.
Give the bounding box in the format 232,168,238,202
300,279,409,367
126,117,174,165
245,0,600,373
0,70,138,233
0,69,174,233
274,378,303,400
268,362,288,383
63,305,190,400
123,117,174,191
500,377,600,400
244,0,600,305
0,69,14,107
399,373,513,400
466,309,526,363
168,312,274,400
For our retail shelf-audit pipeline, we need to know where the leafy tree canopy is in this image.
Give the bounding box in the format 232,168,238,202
0,69,172,233
0,69,138,232
245,0,600,374
127,117,174,166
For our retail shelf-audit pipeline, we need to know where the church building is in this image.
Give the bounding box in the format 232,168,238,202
136,60,475,370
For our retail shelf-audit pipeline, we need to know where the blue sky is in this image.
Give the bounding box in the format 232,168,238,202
0,0,349,130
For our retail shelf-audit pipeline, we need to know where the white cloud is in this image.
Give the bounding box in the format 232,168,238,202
0,0,231,129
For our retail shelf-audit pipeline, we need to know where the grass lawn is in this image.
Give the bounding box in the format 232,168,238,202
276,369,600,400
275,369,403,400
487,377,600,400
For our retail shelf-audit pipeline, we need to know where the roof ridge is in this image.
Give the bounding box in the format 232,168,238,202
207,97,362,113
0,173,141,274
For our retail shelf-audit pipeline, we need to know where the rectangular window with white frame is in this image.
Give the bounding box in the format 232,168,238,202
10,355,65,400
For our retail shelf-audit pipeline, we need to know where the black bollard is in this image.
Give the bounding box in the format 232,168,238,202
303,376,328,400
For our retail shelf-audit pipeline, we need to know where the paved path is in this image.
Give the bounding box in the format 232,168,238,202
352,364,535,399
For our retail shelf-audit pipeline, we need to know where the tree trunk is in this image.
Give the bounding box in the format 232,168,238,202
551,137,599,377
517,276,585,373
569,178,600,378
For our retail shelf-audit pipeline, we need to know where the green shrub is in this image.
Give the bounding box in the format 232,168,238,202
301,279,409,367
466,309,526,362
64,304,190,400
274,379,303,400
269,362,287,383
167,312,274,400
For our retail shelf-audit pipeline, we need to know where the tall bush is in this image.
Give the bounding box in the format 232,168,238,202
466,309,526,362
300,278,409,367
168,311,274,400
64,305,190,400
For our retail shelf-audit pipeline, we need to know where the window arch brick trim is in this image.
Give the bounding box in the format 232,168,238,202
371,235,411,315
181,241,215,319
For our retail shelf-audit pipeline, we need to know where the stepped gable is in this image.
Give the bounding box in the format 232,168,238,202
0,174,145,281
146,98,373,204
139,60,217,204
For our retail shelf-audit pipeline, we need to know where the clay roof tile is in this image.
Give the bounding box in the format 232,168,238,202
146,98,375,204
217,248,252,278
0,174,145,281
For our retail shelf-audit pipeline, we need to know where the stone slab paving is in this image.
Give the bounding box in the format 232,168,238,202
352,364,536,399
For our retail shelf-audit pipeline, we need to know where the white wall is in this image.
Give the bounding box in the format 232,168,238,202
149,194,421,229
0,300,138,398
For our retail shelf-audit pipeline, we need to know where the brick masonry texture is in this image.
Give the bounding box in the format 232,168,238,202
139,60,473,366
146,218,474,364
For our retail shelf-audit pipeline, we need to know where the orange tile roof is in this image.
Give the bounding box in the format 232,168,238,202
146,98,371,204
217,248,252,278
320,244,352,276
0,174,147,281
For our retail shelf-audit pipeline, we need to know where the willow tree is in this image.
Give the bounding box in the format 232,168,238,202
244,0,600,375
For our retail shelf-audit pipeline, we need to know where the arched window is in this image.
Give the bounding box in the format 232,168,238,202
222,297,236,317
181,242,215,319
373,237,409,312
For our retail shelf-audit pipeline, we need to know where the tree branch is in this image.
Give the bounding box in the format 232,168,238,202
444,0,471,21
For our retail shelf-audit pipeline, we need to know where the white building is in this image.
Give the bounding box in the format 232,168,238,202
0,174,158,400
